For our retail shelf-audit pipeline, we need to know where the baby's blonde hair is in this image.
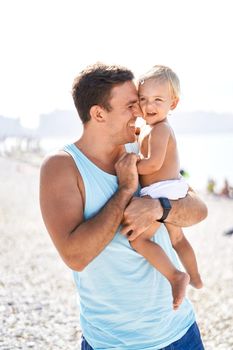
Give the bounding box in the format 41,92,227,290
139,65,180,99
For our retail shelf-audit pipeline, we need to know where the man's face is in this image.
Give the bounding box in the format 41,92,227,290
105,81,140,144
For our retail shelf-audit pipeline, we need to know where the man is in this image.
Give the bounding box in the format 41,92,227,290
40,63,207,349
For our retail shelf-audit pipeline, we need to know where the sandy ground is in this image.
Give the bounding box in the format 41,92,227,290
0,156,233,350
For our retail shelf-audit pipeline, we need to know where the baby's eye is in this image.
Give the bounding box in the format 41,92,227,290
155,98,163,102
139,97,145,102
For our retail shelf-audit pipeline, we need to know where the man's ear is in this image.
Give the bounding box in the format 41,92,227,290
89,105,106,123
170,97,179,110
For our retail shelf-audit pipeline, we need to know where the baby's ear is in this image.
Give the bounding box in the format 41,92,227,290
170,97,179,110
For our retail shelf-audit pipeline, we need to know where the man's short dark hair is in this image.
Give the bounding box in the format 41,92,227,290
72,63,134,124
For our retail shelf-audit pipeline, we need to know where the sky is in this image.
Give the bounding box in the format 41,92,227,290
0,0,232,128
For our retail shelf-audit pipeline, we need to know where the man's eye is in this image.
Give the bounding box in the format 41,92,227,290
155,98,162,102
139,98,145,102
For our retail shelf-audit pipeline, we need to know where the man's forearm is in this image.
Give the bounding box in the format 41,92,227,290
165,190,208,227
65,189,133,271
121,189,208,241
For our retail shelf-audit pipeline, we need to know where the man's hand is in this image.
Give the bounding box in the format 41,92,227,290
120,197,162,241
115,152,139,195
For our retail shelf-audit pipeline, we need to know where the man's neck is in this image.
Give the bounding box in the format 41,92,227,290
75,134,125,175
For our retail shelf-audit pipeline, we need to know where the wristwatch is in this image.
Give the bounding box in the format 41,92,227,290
157,197,171,223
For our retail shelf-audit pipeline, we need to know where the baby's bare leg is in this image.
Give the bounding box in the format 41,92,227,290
165,223,203,289
130,223,190,310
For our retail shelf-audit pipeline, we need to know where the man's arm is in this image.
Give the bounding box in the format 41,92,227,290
40,151,138,272
167,188,208,226
120,188,208,240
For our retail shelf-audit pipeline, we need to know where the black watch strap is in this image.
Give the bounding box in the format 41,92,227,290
157,197,171,223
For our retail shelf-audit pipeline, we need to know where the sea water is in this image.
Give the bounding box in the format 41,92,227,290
177,133,233,191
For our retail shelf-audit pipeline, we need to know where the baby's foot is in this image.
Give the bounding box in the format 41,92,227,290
190,273,203,289
171,272,190,310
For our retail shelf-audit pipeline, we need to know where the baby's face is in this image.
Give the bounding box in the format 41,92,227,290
138,79,178,126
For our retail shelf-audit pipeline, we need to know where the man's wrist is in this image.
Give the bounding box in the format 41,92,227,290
117,187,134,205
152,198,164,222
156,197,172,223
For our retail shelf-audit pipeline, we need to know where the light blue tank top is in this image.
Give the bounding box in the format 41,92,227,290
64,143,195,350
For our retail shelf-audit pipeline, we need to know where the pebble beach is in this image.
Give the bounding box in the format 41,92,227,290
1,156,233,350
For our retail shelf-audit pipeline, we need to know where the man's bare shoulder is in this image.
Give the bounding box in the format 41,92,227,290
41,150,72,169
40,150,77,181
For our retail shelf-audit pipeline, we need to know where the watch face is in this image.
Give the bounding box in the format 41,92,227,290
160,197,171,210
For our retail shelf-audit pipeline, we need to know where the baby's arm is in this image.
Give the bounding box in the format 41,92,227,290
137,122,170,175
